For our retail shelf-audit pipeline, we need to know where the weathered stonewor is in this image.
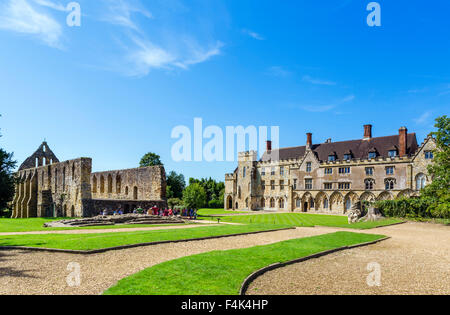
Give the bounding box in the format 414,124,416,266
43,214,185,228
11,142,168,218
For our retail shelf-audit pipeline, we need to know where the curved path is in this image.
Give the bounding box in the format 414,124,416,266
247,222,450,295
0,226,337,295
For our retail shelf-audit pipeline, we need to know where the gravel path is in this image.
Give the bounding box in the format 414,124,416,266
247,222,450,295
0,226,337,295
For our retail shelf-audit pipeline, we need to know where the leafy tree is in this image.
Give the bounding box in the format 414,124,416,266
182,183,207,209
139,152,163,167
168,197,183,209
166,171,185,199
422,115,450,218
0,119,17,213
188,177,225,207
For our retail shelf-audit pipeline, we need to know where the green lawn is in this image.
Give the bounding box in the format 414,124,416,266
197,208,247,216
0,218,193,233
104,231,385,295
202,212,403,229
0,223,291,251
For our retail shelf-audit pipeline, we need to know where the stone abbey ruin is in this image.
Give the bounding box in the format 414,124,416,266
12,142,167,218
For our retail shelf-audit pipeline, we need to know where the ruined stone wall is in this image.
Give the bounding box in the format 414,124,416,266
12,158,93,218
90,166,166,202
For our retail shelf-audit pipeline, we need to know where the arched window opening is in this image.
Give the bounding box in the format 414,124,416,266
92,176,97,194
116,175,121,194
133,186,138,200
100,176,105,194
108,174,113,194
385,178,395,190
365,179,375,190
416,174,427,190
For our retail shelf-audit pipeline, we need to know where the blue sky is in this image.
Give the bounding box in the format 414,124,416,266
0,0,449,182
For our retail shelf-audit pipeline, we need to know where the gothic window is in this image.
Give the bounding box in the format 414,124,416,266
296,198,301,208
280,166,285,176
324,183,333,190
270,180,275,190
385,178,395,190
416,173,427,190
293,179,298,190
365,179,375,190
280,180,284,190
270,198,275,208
279,198,285,209
92,176,97,194
323,198,329,209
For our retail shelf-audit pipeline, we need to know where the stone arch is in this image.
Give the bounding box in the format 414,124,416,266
329,191,344,212
360,192,376,202
92,176,97,194
133,186,138,200
125,186,129,196
226,195,233,210
107,174,113,194
278,197,285,210
397,189,415,199
344,192,359,213
315,191,329,211
70,205,75,217
100,176,105,194
301,192,313,212
116,174,121,194
245,197,249,209
377,191,393,201
270,197,275,209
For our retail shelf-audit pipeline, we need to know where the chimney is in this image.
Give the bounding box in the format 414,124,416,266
266,140,272,152
399,127,408,157
364,125,373,139
306,133,312,148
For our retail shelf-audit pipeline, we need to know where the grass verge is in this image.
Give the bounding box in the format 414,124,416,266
0,218,193,233
103,231,385,295
0,223,291,251
204,212,403,229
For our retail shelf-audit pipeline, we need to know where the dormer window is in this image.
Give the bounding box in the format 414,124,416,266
328,155,336,162
389,150,397,158
344,154,352,160
368,151,377,159
425,151,434,159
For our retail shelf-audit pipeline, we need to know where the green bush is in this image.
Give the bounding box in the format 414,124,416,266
208,199,223,209
375,196,449,219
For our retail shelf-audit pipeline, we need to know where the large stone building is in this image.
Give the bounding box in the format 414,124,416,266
225,125,436,213
12,142,167,218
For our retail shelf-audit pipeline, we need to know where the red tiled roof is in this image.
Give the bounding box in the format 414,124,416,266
261,134,418,162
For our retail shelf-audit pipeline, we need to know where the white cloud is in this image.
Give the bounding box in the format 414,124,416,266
0,0,63,48
102,0,152,30
414,111,432,125
31,0,67,11
300,95,355,112
302,75,336,86
126,37,223,76
242,29,265,40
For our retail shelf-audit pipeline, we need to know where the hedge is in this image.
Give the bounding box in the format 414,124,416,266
375,196,449,219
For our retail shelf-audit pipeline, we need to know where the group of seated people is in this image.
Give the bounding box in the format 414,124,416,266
100,207,198,219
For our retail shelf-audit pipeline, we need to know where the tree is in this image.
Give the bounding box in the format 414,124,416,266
0,118,17,213
139,152,163,167
182,183,207,209
422,115,450,218
166,171,185,199
188,177,225,207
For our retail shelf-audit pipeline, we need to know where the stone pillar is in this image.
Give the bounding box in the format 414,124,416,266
26,173,38,218
20,176,30,218
12,180,20,218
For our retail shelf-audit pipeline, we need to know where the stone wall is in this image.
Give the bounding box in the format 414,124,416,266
90,166,166,201
12,158,93,218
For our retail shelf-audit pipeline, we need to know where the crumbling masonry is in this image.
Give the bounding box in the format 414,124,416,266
12,142,167,218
